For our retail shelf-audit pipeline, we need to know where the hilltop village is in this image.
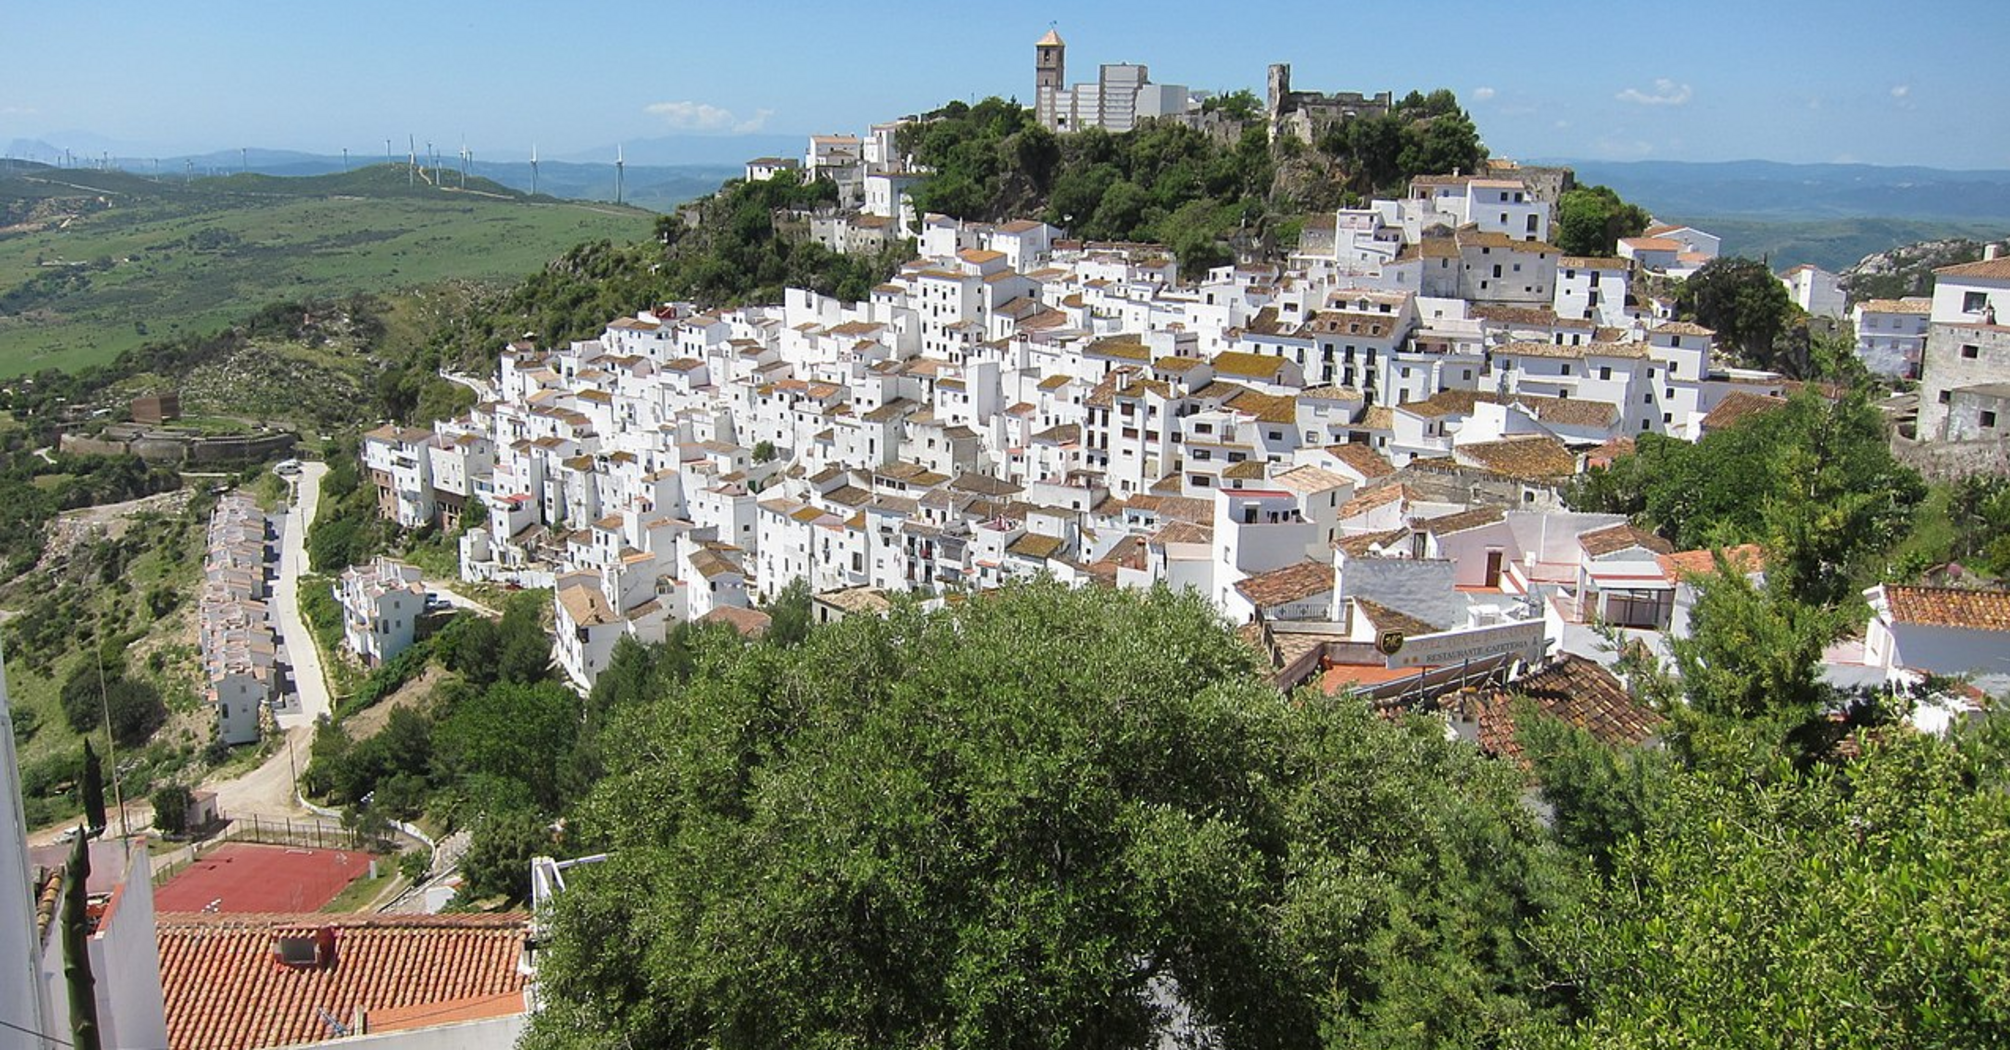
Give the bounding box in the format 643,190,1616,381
334,40,2010,706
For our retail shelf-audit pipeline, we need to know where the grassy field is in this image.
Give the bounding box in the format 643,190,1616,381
0,163,654,376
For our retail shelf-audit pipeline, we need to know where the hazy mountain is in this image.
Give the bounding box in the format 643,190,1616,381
1548,159,2010,224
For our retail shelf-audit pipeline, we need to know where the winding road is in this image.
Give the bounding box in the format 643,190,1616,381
273,461,331,728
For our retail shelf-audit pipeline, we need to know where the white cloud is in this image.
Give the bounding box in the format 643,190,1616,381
1615,79,1692,106
1890,84,1910,99
1553,119,1572,130
1472,86,1496,102
643,100,773,134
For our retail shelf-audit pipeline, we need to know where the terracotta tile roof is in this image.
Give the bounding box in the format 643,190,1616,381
1649,320,1716,338
1882,586,2010,631
1006,532,1066,560
1515,394,1618,429
1234,559,1334,608
1657,544,1765,580
1211,351,1290,379
1335,527,1407,556
1579,522,1675,557
1701,390,1787,431
1338,482,1412,520
1323,443,1395,479
1935,257,2010,280
1397,389,1501,419
1271,464,1351,495
1857,297,1933,315
1419,505,1506,536
1222,459,1271,480
1471,304,1562,328
1469,653,1663,765
1354,597,1444,638
156,913,528,1050
699,604,772,638
1454,435,1577,479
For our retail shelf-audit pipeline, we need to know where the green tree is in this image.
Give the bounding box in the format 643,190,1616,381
150,784,192,837
1540,727,2010,1047
524,582,1579,1050
80,740,107,834
1762,390,1926,606
435,679,579,813
495,593,555,684
1519,711,1672,875
1552,185,1650,257
1675,257,1799,368
762,578,813,648
1671,563,1848,720
459,806,551,902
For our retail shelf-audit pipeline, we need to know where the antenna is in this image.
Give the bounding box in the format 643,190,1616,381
616,143,625,205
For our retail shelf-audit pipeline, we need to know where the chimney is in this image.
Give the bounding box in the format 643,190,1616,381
1987,243,2002,262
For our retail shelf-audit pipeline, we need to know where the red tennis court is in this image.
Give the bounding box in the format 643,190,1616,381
155,843,376,914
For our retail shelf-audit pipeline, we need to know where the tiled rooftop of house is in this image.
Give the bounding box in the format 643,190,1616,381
1466,653,1663,765
155,913,529,1050
1882,585,2010,631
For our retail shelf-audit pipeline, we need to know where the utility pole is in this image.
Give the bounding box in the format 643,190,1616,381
92,640,129,843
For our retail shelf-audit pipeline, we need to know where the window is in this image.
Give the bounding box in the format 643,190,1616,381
1962,344,1981,360
1561,363,1572,376
1599,366,1612,380
1985,411,2000,428
1939,390,1952,404
1964,291,1989,313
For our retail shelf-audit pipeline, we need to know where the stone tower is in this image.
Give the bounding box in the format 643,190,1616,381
1266,63,1292,137
1035,27,1066,129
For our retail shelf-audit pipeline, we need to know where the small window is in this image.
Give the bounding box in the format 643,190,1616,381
1962,344,1981,359
1939,391,1952,404
1963,291,1988,313
1985,411,2000,429
1599,366,1612,381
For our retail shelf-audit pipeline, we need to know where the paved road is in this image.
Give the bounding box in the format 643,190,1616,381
422,576,499,618
273,462,331,729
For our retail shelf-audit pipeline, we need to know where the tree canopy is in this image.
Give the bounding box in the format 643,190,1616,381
1675,257,1800,369
1565,389,1922,605
524,582,1577,1050
1540,725,2010,1047
1552,185,1650,258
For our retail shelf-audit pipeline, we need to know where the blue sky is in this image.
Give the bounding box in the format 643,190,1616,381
4,0,2006,168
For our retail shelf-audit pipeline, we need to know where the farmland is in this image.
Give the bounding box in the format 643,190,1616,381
0,162,657,375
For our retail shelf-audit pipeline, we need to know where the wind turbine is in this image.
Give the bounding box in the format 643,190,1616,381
386,138,393,165
530,143,539,197
615,143,625,205
240,147,248,174
459,141,469,189
408,135,417,187
342,147,349,172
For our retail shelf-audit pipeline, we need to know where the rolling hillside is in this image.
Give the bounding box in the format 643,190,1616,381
0,161,656,375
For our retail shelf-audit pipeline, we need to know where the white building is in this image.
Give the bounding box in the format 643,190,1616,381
1779,263,1844,320
337,557,426,666
1852,297,1933,378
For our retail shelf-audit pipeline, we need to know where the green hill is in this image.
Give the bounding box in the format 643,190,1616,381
0,161,653,375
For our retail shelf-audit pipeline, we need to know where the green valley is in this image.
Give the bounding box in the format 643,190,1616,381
0,161,658,375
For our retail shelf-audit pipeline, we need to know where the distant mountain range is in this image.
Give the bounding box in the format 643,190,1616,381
3,138,752,212
1548,159,2010,224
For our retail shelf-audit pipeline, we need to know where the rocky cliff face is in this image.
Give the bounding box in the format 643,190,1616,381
1841,238,2006,302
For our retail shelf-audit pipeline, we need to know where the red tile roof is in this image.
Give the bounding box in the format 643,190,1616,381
1656,544,1765,580
1233,559,1334,609
1469,653,1663,765
1882,586,2010,631
157,913,529,1050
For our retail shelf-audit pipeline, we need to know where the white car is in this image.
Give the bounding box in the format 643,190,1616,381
274,459,303,476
